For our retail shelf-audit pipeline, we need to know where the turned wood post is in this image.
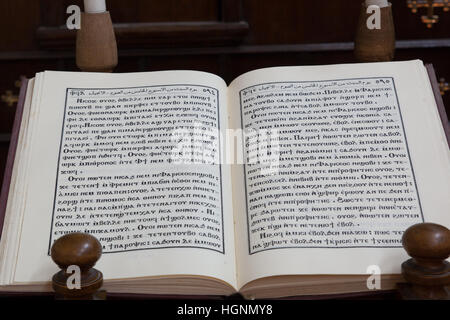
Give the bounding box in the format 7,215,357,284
51,232,105,300
397,223,450,300
354,2,395,62
76,12,118,72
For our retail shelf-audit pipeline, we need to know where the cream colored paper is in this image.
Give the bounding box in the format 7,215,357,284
13,70,237,289
228,60,450,289
3,61,450,295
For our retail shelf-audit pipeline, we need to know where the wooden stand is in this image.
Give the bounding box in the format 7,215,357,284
47,224,449,300
397,223,450,300
355,2,395,62
51,233,105,300
76,12,118,72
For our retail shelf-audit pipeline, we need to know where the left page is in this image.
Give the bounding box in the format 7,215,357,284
12,70,237,289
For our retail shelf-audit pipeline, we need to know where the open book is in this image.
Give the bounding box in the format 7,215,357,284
0,60,449,299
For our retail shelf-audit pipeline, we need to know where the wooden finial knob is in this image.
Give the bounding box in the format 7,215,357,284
51,233,104,299
402,223,450,266
399,223,450,299
51,232,102,271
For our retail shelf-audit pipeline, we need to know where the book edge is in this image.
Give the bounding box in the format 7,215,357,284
0,79,29,239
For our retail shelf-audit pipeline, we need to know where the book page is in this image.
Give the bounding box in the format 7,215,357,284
228,60,450,289
13,70,237,289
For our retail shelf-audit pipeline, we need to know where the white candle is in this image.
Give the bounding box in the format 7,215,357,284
365,0,389,7
84,0,106,13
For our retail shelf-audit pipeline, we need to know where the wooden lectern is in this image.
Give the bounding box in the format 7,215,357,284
49,222,450,300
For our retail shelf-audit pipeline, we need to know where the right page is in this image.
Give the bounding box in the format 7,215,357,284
228,60,450,290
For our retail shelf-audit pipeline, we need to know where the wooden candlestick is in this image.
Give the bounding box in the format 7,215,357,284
51,232,105,300
397,223,450,300
76,12,118,72
354,2,395,62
